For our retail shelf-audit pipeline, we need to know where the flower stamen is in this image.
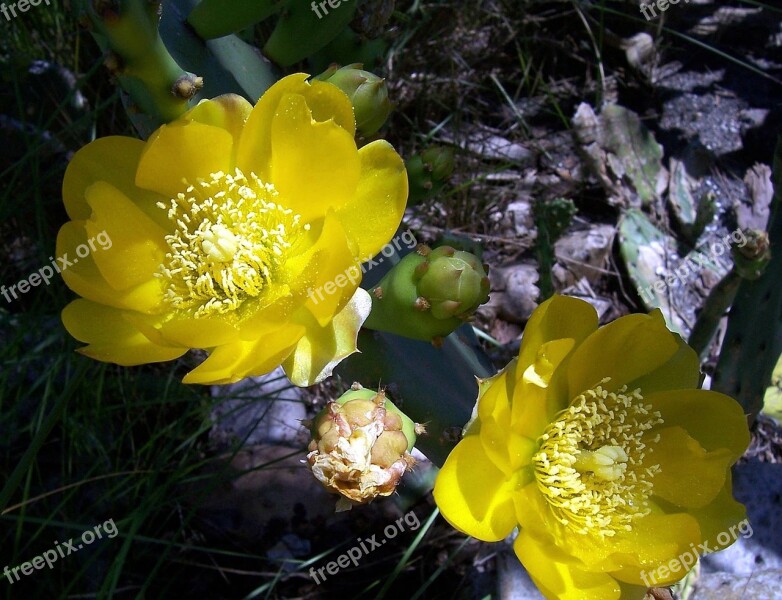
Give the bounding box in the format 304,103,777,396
156,168,308,317
532,379,663,536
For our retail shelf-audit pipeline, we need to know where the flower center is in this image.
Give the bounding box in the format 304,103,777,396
532,379,663,537
156,168,308,317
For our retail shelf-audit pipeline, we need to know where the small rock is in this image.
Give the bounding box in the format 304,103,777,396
506,199,534,238
488,263,539,324
553,224,616,287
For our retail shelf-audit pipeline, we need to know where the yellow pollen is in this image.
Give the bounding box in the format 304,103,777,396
532,379,663,537
156,168,308,317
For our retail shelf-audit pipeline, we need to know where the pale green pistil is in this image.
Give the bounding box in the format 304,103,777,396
574,445,628,482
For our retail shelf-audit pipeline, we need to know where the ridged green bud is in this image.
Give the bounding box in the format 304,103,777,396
306,384,420,510
364,245,490,343
405,146,455,204
315,64,392,136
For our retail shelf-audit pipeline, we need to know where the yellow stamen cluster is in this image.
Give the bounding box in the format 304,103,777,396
157,168,307,317
532,379,663,536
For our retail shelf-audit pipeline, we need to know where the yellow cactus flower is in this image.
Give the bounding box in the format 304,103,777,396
433,295,750,600
57,73,408,386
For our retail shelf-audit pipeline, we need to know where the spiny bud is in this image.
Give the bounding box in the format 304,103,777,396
363,245,490,342
306,384,419,511
315,64,392,136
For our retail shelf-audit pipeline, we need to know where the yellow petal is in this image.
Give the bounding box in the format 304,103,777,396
238,297,299,340
513,529,621,600
605,509,703,586
473,360,538,473
476,360,516,431
490,424,538,475
284,212,359,327
686,470,749,554
62,299,186,365
433,435,517,541
182,323,306,385
282,287,371,386
647,426,734,509
182,94,253,164
135,120,234,198
516,296,598,423
513,479,567,541
646,389,749,458
334,140,408,261
626,332,700,393
56,222,164,314
62,136,170,229
512,482,701,577
513,338,576,436
566,309,679,398
267,92,360,224
83,181,168,290
158,317,240,348
236,73,355,178
517,295,598,376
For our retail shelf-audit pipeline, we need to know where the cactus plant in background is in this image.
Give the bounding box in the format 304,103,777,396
263,0,359,66
306,383,422,511
687,229,770,358
186,0,285,40
363,244,491,344
75,0,382,134
75,0,196,125
75,0,281,136
712,135,782,421
533,197,577,301
619,208,688,335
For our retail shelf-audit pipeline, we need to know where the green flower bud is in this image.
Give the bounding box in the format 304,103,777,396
363,245,490,343
405,146,454,204
306,384,420,510
421,146,455,181
316,63,392,136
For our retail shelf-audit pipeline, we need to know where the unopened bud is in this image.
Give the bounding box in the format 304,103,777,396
316,64,392,136
364,245,490,342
